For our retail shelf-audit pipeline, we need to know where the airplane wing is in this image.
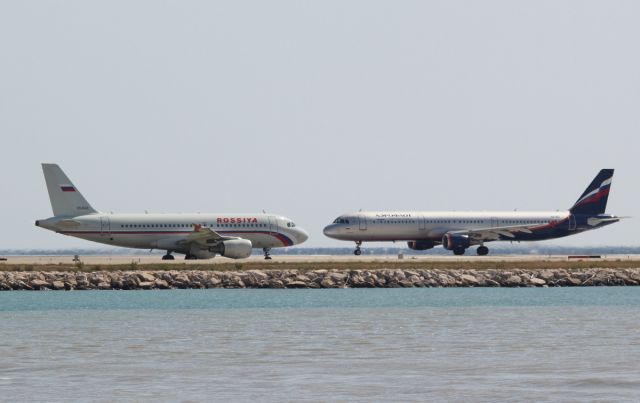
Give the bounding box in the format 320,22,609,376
447,223,546,242
180,224,239,246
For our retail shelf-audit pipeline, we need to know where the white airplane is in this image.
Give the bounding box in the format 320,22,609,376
323,169,623,256
36,164,308,260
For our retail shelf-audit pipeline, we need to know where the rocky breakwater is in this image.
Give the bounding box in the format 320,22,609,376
1,268,640,290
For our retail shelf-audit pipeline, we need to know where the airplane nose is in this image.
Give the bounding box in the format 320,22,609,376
295,228,309,244
323,224,336,238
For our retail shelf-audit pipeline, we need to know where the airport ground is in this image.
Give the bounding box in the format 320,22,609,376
1,254,640,272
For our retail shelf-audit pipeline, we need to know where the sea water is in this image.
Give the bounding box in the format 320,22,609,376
1,288,639,402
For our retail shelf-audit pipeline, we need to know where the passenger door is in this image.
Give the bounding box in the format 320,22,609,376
358,216,367,231
268,216,279,234
100,216,110,237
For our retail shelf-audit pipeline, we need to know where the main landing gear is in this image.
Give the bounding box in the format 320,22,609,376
185,253,197,260
354,241,362,256
263,248,272,260
162,252,175,260
453,248,465,256
476,245,489,256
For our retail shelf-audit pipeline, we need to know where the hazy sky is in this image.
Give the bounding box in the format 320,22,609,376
1,1,638,249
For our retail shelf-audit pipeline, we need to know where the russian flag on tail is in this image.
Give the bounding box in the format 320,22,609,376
60,184,76,192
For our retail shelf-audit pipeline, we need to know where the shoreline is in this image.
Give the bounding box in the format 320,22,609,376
2,267,640,290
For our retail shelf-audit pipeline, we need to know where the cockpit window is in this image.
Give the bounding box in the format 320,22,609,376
286,221,296,227
333,218,350,224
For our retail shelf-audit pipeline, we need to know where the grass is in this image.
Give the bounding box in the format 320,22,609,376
1,259,639,273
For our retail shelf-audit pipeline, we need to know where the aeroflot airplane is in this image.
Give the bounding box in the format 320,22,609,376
323,169,623,256
36,164,308,260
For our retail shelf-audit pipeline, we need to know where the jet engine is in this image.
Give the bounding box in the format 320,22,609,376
407,240,435,250
442,233,470,251
208,239,253,259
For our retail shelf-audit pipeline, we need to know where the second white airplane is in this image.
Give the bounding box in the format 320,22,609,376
36,164,308,260
323,170,623,256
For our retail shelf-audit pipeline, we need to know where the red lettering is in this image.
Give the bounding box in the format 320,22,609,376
217,218,222,223
223,218,229,223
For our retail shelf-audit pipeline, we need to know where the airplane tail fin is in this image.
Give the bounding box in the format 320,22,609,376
570,169,614,215
42,163,97,217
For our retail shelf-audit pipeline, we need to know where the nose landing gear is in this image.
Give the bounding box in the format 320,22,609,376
161,252,175,260
263,248,272,260
354,241,362,256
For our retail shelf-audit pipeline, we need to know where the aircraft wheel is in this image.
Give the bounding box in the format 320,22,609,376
161,254,175,260
476,246,489,256
185,254,197,260
453,248,465,256
354,249,362,256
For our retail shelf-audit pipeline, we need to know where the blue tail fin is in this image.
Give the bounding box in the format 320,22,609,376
570,169,614,215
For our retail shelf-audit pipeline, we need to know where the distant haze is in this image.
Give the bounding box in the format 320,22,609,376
1,1,638,249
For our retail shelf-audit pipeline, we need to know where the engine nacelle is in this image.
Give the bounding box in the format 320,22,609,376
212,239,253,259
407,240,435,251
442,233,470,251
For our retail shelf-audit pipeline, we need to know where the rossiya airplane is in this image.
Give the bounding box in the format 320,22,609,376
36,164,308,260
323,169,624,256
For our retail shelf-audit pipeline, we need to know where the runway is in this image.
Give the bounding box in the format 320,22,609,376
2,254,639,265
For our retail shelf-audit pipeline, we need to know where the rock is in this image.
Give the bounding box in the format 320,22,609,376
14,280,32,290
207,277,222,288
138,281,154,289
285,281,308,288
76,280,91,290
320,278,336,288
89,274,105,286
51,280,66,290
97,282,112,290
459,274,478,285
404,270,420,278
31,279,50,289
111,279,124,289
295,274,310,283
566,277,582,286
330,272,347,282
483,279,501,287
529,277,546,286
247,270,269,281
505,275,522,287
137,272,156,282
123,276,139,289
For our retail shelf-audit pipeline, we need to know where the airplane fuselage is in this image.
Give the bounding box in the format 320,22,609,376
37,213,308,253
323,211,618,243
